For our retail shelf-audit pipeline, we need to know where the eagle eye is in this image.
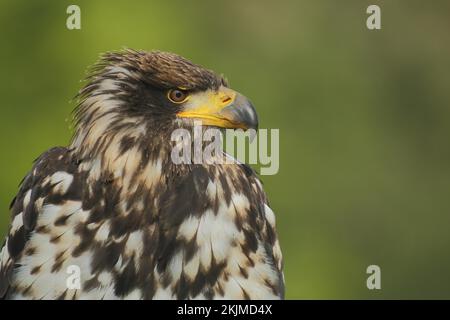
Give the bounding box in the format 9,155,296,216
167,89,189,103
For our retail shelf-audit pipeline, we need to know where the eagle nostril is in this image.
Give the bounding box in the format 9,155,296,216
222,96,232,104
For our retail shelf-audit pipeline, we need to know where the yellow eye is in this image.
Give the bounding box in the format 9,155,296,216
168,89,188,103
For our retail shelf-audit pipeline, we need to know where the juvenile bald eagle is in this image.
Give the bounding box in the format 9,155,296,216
0,50,284,299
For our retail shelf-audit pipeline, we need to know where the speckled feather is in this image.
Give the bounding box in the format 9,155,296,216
0,50,284,300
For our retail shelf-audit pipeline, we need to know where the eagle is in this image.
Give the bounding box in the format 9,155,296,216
0,49,284,300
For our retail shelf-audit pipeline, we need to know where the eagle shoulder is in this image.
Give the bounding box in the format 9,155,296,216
0,147,80,298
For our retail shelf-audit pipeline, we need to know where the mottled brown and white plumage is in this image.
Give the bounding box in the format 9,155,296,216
0,49,284,299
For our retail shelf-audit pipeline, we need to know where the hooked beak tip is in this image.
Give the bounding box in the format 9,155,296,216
220,94,259,131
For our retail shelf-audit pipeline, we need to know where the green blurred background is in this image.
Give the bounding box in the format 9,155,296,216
1,0,450,299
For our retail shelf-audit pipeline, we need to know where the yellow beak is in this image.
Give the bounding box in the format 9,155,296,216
177,86,258,130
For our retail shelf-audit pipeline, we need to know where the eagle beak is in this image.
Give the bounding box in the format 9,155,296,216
177,86,258,130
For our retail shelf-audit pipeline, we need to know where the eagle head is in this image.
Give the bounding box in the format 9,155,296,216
71,49,258,161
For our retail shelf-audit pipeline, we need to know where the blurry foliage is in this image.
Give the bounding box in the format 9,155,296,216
1,0,450,298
